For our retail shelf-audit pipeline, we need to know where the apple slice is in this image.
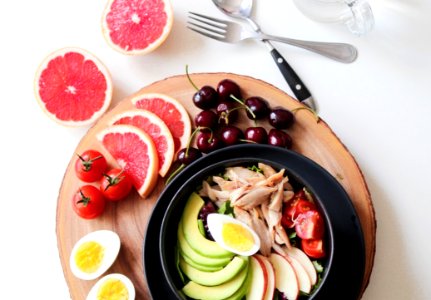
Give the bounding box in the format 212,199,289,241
283,246,317,285
255,254,275,300
245,256,268,300
268,253,299,300
272,245,311,294
287,256,311,294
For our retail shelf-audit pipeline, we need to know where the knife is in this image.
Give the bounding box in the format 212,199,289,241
248,22,317,110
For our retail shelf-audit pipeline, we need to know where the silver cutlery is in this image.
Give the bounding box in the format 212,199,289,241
188,12,358,64
199,0,316,109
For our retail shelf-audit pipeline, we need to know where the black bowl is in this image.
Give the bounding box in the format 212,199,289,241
144,144,365,300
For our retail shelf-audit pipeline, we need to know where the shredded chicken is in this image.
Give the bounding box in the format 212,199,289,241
198,164,295,255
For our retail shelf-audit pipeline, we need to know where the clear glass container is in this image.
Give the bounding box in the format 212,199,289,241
292,0,375,36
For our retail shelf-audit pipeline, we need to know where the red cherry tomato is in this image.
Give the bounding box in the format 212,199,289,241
100,168,133,201
72,185,106,219
75,150,108,182
281,199,298,228
296,199,317,214
302,239,326,259
295,210,325,240
281,198,316,228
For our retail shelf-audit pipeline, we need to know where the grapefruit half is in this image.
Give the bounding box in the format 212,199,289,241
97,124,159,198
34,47,113,127
110,109,175,177
131,93,191,152
102,0,174,55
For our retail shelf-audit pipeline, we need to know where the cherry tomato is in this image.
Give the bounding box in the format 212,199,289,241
295,210,325,240
75,150,108,182
301,239,326,259
281,198,316,228
100,168,133,201
296,199,317,214
281,199,299,228
72,185,106,219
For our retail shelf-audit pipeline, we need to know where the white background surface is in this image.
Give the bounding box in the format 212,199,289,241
1,0,430,299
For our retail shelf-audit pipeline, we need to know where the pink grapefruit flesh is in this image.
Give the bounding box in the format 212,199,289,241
131,93,191,152
110,109,175,177
102,0,174,55
97,124,159,198
34,47,112,126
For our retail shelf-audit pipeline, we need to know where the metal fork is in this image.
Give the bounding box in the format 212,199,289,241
188,12,358,63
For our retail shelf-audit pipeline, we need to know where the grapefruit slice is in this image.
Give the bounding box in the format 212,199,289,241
96,124,159,198
102,0,174,55
34,47,112,127
110,109,175,177
131,93,191,152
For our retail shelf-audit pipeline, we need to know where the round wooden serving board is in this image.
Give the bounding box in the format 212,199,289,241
56,73,376,299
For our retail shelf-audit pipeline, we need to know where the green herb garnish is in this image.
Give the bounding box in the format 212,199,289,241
218,200,234,216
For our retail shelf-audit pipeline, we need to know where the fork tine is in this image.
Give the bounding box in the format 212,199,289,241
188,12,228,26
188,15,226,31
187,21,225,36
187,26,226,43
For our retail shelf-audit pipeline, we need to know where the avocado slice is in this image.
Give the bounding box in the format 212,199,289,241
181,193,233,258
179,256,247,286
223,262,253,300
182,263,249,300
180,252,223,272
178,220,232,267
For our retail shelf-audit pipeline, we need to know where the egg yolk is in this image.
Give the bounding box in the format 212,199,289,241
74,241,105,274
221,223,254,252
97,278,129,300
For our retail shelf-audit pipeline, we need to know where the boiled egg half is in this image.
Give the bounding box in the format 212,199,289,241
86,273,135,300
207,213,260,256
69,230,121,280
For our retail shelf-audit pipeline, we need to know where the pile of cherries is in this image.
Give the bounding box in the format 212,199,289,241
176,77,295,168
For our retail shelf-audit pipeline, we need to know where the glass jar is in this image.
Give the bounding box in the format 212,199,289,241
292,0,374,36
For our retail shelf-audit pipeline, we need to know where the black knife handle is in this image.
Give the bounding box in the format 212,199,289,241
270,48,312,103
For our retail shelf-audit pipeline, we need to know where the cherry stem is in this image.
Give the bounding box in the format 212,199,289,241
291,107,319,123
165,163,186,185
185,127,201,156
230,95,256,119
240,139,257,144
185,65,199,91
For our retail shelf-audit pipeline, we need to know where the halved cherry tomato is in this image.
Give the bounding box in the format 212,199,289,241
302,238,326,259
72,185,106,219
296,199,317,214
295,210,325,240
75,150,108,182
281,197,316,228
281,199,298,228
100,168,132,201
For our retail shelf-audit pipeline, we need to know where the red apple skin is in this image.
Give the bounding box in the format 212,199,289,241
255,254,276,300
246,256,268,300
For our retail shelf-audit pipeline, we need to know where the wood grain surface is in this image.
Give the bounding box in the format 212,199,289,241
56,73,376,299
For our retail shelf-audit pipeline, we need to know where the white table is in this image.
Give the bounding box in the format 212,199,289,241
1,0,430,299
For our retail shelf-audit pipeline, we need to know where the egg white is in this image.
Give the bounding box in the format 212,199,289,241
207,213,261,256
69,230,121,280
86,273,135,300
